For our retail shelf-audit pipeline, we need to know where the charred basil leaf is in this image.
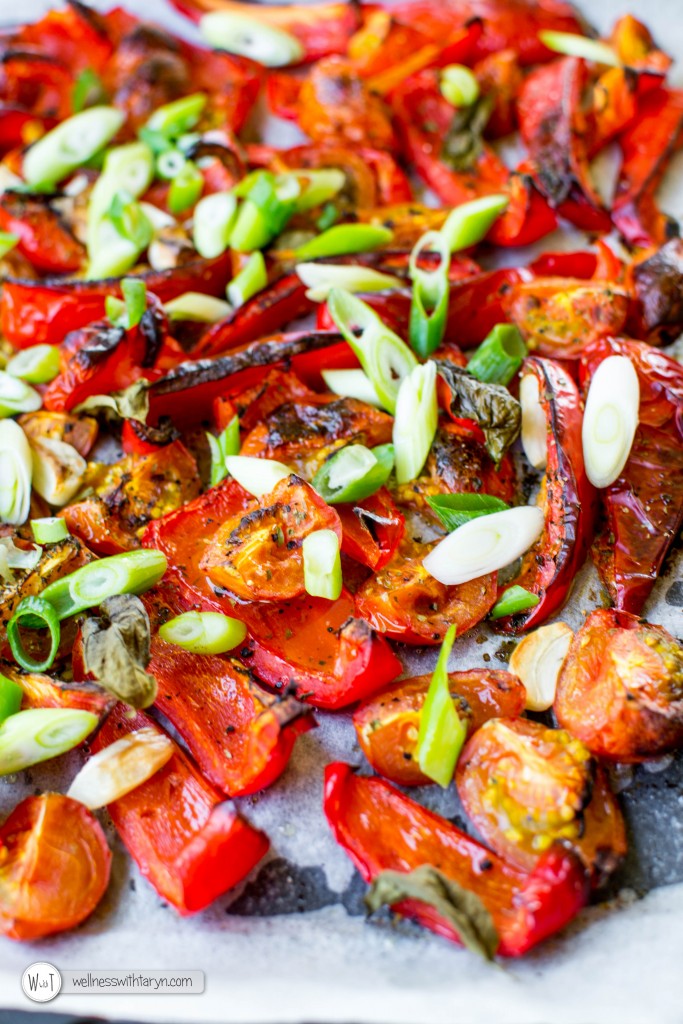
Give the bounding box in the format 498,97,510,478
435,361,521,465
75,378,150,423
81,594,156,709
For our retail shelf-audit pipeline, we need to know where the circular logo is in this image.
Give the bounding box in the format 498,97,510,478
21,962,62,1003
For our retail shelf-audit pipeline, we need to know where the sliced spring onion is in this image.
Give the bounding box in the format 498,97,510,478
0,420,32,525
422,505,545,586
317,202,338,231
145,93,207,139
224,456,291,498
23,106,125,187
321,368,383,408
0,707,98,776
68,727,174,809
159,611,247,654
489,585,540,620
467,324,526,386
440,64,480,108
0,536,42,583
416,624,466,787
168,159,204,215
230,172,299,252
87,190,154,280
0,371,42,417
30,437,87,507
7,595,61,672
193,191,238,258
313,443,394,504
519,373,547,470
31,517,69,544
156,148,187,182
582,355,639,489
296,262,401,303
106,277,147,330
0,231,18,259
409,231,450,358
39,549,168,621
207,415,240,487
164,292,232,323
295,169,346,212
200,11,304,67
295,224,393,261
87,141,155,254
539,30,620,66
440,194,508,253
227,251,268,308
393,360,438,485
5,344,60,385
303,529,342,601
508,621,574,712
0,673,22,726
71,67,106,113
326,289,417,414
426,492,510,532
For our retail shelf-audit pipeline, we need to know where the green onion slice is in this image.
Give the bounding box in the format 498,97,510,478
409,230,450,358
0,673,22,726
227,251,268,308
539,30,620,66
296,262,401,302
230,172,299,252
0,371,42,418
145,93,207,139
294,169,346,212
164,292,232,323
31,517,69,544
200,11,304,67
71,68,106,113
39,549,168,621
321,368,383,408
416,624,467,787
156,148,187,182
0,231,19,259
7,595,61,672
426,492,510,532
313,443,394,504
440,194,509,253
440,64,480,108
193,191,238,258
106,277,147,330
303,529,342,601
466,324,526,386
519,372,548,470
489,585,540,620
0,707,99,776
224,456,291,498
23,106,125,187
207,415,240,487
168,159,204,215
326,289,417,415
582,355,640,489
0,420,33,526
87,192,153,280
159,611,247,654
5,344,60,385
393,360,438,485
87,141,155,255
295,224,393,261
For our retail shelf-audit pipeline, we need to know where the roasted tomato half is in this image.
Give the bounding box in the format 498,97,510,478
200,475,342,602
354,670,526,786
456,718,627,887
0,793,111,941
554,609,683,762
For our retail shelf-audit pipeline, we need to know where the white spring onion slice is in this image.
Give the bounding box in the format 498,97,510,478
539,30,620,67
30,517,68,544
159,611,247,654
200,12,305,67
0,536,42,583
139,202,176,233
509,622,574,712
164,292,233,322
0,708,99,776
520,372,548,470
227,251,268,308
423,505,545,586
327,446,377,492
0,420,33,526
303,529,342,601
440,194,508,253
30,437,87,507
326,288,417,414
0,371,42,417
5,344,60,385
294,169,346,212
582,355,639,488
321,369,383,408
87,141,155,255
296,263,401,302
40,550,167,620
23,106,125,187
440,64,480,108
193,191,238,259
67,727,174,809
393,360,438,485
224,456,291,497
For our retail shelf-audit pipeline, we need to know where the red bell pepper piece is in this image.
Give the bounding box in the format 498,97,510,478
496,357,595,632
92,705,269,916
0,252,232,349
12,3,113,78
323,763,589,958
580,337,683,614
517,57,611,233
0,107,54,155
612,88,683,248
337,488,405,572
0,192,85,274
142,481,402,709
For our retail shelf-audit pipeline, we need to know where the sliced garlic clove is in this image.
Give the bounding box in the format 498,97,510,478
30,437,87,507
67,727,174,810
520,372,547,470
582,355,639,489
509,621,574,712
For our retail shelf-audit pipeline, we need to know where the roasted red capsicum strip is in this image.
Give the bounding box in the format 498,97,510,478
92,705,269,916
0,192,85,274
337,488,406,572
496,357,595,632
580,337,683,614
323,763,589,957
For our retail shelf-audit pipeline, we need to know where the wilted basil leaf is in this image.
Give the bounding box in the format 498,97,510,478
81,594,156,709
435,361,521,465
426,492,510,531
441,95,494,173
75,378,150,423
